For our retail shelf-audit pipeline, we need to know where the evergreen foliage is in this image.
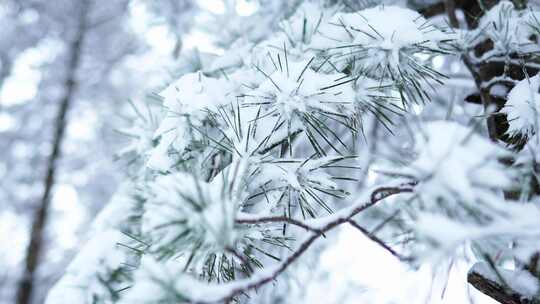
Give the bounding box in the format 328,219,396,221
46,1,540,303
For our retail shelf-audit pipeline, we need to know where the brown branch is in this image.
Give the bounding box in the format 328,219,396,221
462,54,499,140
442,0,499,141
236,185,414,232
15,2,90,304
236,214,321,233
219,232,321,304
418,2,446,19
468,271,528,304
198,185,414,303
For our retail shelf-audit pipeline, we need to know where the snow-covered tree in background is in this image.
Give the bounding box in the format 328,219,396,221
46,0,540,303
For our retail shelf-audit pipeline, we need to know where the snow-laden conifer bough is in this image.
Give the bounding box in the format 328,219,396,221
47,1,540,303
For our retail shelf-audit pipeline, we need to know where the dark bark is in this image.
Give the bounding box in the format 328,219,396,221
444,0,459,28
420,0,498,27
468,271,538,304
438,0,540,303
215,185,414,304
423,0,537,143
15,2,89,303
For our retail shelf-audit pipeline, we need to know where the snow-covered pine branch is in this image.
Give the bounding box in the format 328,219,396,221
46,1,540,303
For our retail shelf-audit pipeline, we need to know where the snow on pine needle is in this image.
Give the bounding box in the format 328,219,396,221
46,185,143,303
247,156,358,219
501,75,540,201
311,5,449,106
501,74,540,139
138,161,293,285
400,121,513,207
246,58,357,155
142,172,237,253
278,2,331,48
148,72,234,171
413,196,540,267
470,1,540,57
45,1,540,303
393,121,539,264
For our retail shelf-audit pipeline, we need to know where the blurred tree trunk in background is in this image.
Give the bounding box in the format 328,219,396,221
0,0,140,302
15,1,89,303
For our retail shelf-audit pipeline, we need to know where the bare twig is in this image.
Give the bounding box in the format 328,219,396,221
236,214,321,233
195,185,414,303
347,219,412,262
236,185,414,232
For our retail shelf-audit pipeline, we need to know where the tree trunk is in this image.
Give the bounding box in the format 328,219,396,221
437,0,540,302
15,2,89,303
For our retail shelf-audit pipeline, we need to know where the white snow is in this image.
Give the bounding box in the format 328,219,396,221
45,184,138,304
45,230,130,304
402,121,511,204
475,1,539,54
502,74,540,137
148,72,234,171
143,172,236,250
118,255,184,303
44,2,540,304
252,58,355,122
279,2,329,46
311,5,445,72
414,202,540,263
